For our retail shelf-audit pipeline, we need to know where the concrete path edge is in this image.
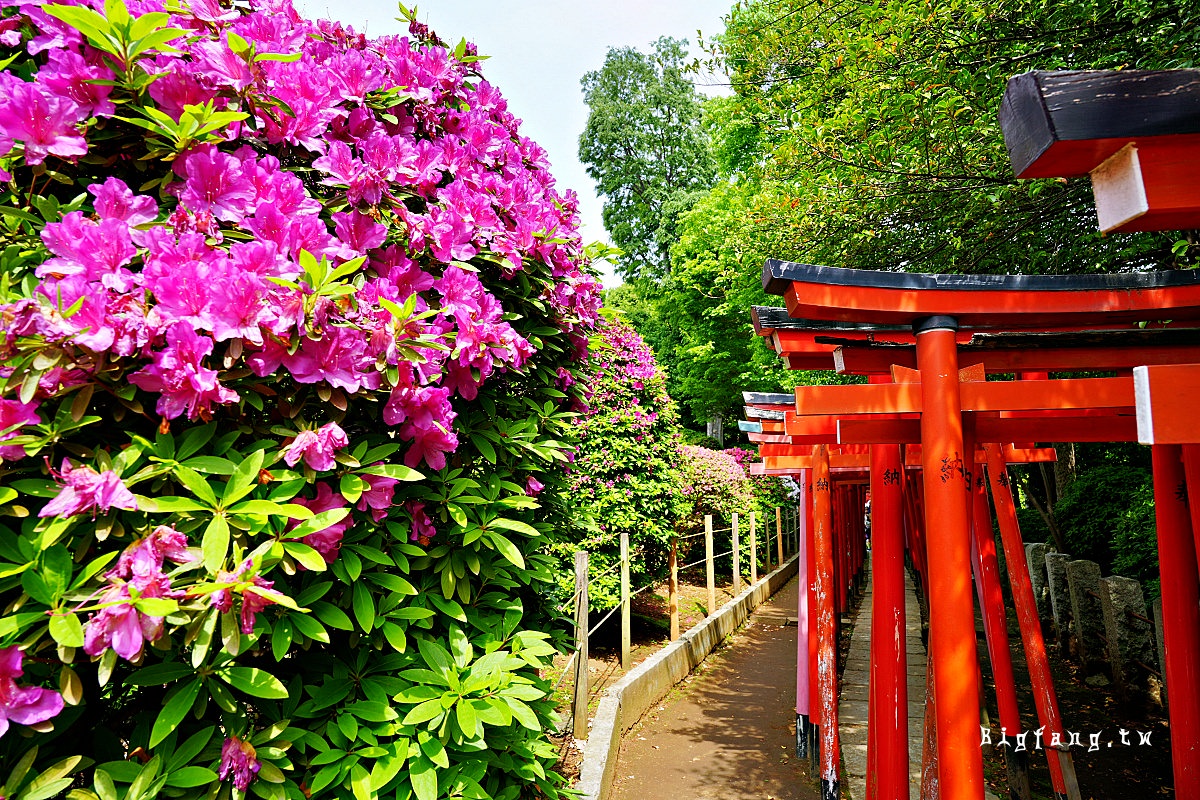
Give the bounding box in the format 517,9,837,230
574,555,801,800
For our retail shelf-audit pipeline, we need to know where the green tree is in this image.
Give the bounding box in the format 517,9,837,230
579,37,717,281
703,0,1200,275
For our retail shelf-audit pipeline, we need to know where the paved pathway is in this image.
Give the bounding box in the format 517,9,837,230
607,563,929,800
611,577,819,799
838,561,927,799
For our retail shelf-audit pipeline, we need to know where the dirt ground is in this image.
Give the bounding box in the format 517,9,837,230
977,606,1174,799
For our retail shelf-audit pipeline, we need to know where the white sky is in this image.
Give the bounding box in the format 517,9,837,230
290,0,732,286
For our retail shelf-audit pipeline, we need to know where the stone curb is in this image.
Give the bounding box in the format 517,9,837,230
573,555,801,800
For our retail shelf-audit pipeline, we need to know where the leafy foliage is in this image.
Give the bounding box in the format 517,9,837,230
703,0,1200,275
0,2,602,799
578,37,716,282
551,318,687,610
1055,465,1153,571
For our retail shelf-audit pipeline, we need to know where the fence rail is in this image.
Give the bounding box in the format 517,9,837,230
559,505,802,737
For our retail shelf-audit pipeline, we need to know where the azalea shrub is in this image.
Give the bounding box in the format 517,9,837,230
676,446,757,576
552,317,686,610
723,447,795,519
0,2,601,799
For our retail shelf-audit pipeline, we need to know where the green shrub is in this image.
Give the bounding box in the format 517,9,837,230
1055,464,1154,572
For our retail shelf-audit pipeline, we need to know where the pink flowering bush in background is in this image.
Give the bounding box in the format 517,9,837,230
0,0,600,797
553,317,687,609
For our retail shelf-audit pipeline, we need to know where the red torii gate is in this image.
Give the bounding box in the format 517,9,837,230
752,268,1200,800
743,68,1200,800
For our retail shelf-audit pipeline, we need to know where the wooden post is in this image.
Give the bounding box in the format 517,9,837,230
750,512,758,584
573,550,588,741
705,515,716,617
620,528,631,670
669,537,679,641
1153,445,1200,795
916,318,984,800
732,512,742,595
777,505,785,566
985,444,1080,800
813,444,840,800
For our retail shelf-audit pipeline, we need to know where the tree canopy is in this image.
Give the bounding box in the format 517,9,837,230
578,37,716,282
703,0,1200,275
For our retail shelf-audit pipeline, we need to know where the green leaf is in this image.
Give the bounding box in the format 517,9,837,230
489,517,540,537
42,4,114,49
49,613,85,647
350,764,371,800
408,757,437,800
368,573,416,596
135,597,178,616
144,496,209,513
229,499,307,517
282,541,327,572
181,456,238,475
401,699,443,726
359,464,423,481
222,448,265,505
486,532,525,569
127,662,195,686
219,666,288,699
455,698,478,739
283,508,350,539
173,466,218,507
351,583,374,632
312,601,353,631
339,473,364,504
348,700,397,722
290,612,329,644
149,679,201,747
201,515,230,573
163,767,218,788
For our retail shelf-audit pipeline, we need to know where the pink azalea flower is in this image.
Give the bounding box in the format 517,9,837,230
39,461,138,518
0,80,87,165
0,646,64,738
288,483,350,563
281,421,348,471
0,398,39,462
107,525,196,581
219,736,261,790
405,500,436,545
129,323,239,420
83,573,176,662
210,559,284,634
285,327,379,393
38,49,115,118
174,145,255,223
356,472,398,522
524,476,544,497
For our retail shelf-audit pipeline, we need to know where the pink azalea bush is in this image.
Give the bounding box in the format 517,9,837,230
0,1,599,797
556,318,687,609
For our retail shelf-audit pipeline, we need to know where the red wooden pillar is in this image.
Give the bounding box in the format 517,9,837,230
985,444,1078,800
1153,445,1200,796
915,318,983,800
970,467,1031,794
797,469,813,758
869,443,908,800
813,444,840,799
1181,446,1200,613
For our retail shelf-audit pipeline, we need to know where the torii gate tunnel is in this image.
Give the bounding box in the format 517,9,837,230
744,69,1200,800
